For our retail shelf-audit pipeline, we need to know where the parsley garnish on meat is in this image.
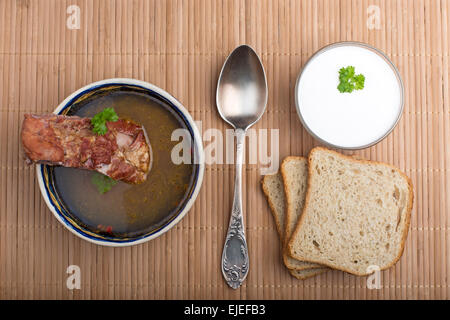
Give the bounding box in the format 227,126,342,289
337,66,365,93
91,107,119,135
91,172,118,194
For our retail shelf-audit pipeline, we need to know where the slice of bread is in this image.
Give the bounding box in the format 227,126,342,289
261,173,286,238
280,157,326,270
289,268,328,280
262,172,327,276
281,157,308,243
288,147,414,276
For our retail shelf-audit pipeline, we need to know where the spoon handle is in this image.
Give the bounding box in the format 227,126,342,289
221,128,249,289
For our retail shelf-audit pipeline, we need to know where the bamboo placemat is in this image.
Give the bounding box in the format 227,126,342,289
0,0,449,300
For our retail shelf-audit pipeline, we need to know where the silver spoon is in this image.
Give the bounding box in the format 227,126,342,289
216,45,268,289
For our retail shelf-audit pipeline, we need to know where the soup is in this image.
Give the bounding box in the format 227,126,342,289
52,86,197,239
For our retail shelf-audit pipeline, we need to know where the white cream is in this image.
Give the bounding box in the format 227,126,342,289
296,44,402,149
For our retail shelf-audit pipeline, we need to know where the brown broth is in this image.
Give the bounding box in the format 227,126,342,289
53,89,196,238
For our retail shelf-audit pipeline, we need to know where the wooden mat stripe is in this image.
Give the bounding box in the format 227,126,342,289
0,0,449,299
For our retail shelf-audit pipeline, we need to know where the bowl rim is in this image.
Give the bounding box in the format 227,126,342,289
294,41,405,150
36,78,205,247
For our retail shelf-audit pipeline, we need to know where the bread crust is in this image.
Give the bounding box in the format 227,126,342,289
280,156,307,245
261,174,285,239
280,156,327,271
287,147,414,276
288,267,328,280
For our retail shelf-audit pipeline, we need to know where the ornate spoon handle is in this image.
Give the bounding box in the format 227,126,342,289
221,128,249,289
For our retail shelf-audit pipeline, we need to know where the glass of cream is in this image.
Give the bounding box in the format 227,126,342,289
295,41,404,150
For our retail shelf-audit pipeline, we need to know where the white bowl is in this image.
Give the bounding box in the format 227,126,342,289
295,41,404,150
36,78,204,246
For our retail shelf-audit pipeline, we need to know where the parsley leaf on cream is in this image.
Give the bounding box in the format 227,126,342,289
337,66,365,93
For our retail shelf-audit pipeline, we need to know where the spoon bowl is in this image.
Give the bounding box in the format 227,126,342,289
216,45,268,130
